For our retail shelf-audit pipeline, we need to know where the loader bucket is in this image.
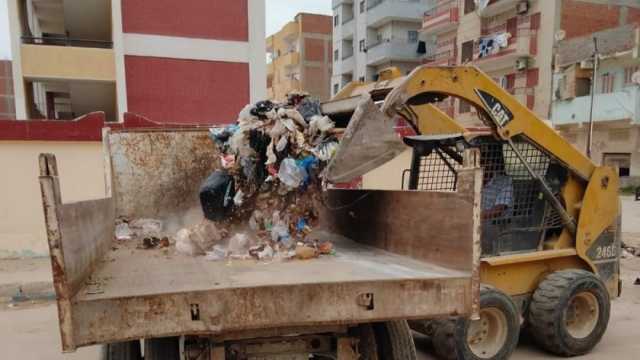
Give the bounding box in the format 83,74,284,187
326,93,407,183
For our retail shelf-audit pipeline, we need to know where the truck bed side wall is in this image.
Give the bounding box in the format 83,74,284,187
107,129,219,220
324,169,478,273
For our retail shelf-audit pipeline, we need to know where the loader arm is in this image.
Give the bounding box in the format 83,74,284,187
381,66,596,181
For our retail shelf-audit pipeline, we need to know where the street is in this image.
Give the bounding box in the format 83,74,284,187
2,197,639,359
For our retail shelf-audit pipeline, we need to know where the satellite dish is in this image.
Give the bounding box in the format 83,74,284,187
555,30,566,42
632,71,640,85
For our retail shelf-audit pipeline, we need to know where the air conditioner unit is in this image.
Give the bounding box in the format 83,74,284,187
516,57,529,71
516,1,529,15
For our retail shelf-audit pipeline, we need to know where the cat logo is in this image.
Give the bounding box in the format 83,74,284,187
475,89,514,127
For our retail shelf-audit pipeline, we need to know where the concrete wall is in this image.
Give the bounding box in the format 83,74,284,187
0,141,106,258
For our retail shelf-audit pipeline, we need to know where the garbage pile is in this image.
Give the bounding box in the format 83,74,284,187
179,94,339,261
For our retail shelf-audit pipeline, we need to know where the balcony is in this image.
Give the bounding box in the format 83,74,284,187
422,0,459,35
332,0,354,7
552,86,640,126
20,44,115,82
478,0,522,18
367,0,426,28
279,51,300,68
424,49,457,66
367,39,421,66
342,17,355,39
340,54,355,74
473,31,535,73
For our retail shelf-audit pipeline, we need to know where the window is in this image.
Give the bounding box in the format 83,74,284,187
408,31,419,43
334,83,340,95
334,49,339,62
461,40,474,63
464,0,475,14
334,15,339,27
603,153,631,177
624,66,639,84
359,39,366,52
459,99,471,113
360,0,365,13
601,73,615,93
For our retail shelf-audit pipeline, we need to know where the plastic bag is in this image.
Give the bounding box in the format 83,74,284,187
115,223,133,241
277,158,306,188
199,170,235,221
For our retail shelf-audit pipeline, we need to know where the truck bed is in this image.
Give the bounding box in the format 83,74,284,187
38,129,480,351
77,232,467,301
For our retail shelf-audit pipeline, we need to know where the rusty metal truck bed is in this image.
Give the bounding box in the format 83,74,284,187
39,128,480,352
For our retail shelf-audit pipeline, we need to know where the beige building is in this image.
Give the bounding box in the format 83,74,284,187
364,0,640,190
422,0,640,125
267,13,333,101
553,24,640,187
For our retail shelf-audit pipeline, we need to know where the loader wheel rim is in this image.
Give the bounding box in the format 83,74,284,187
467,307,508,358
565,291,599,339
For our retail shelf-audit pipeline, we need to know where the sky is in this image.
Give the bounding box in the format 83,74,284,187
265,0,332,37
0,0,333,60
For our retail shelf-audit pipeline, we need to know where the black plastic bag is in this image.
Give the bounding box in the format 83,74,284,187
199,170,235,221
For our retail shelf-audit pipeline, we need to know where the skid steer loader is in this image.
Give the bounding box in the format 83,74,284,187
323,66,621,360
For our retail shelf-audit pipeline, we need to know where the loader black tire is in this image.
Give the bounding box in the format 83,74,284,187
100,340,142,360
357,320,417,360
432,285,520,360
528,270,610,357
144,337,180,360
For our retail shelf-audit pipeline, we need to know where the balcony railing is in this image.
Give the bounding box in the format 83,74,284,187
367,0,384,9
424,49,456,66
478,0,521,17
367,0,425,27
552,86,640,125
367,38,422,65
21,36,112,49
422,0,459,34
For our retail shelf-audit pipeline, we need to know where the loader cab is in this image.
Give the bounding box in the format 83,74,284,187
403,134,568,257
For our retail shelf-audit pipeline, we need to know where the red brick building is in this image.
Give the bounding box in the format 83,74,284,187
6,0,265,124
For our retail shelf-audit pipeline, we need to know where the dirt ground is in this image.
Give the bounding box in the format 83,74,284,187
1,197,639,359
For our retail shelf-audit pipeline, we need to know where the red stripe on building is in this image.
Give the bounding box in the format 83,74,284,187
124,56,250,125
122,0,248,41
0,112,210,142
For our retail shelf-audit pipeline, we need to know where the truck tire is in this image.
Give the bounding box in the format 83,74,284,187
100,341,141,360
528,269,610,356
357,320,416,359
144,337,180,360
432,285,520,360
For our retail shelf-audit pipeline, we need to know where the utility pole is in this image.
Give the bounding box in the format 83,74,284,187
586,37,599,159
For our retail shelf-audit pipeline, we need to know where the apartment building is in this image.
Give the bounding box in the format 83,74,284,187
0,60,14,119
421,0,640,126
6,0,265,124
553,24,640,185
266,13,333,101
331,0,430,97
